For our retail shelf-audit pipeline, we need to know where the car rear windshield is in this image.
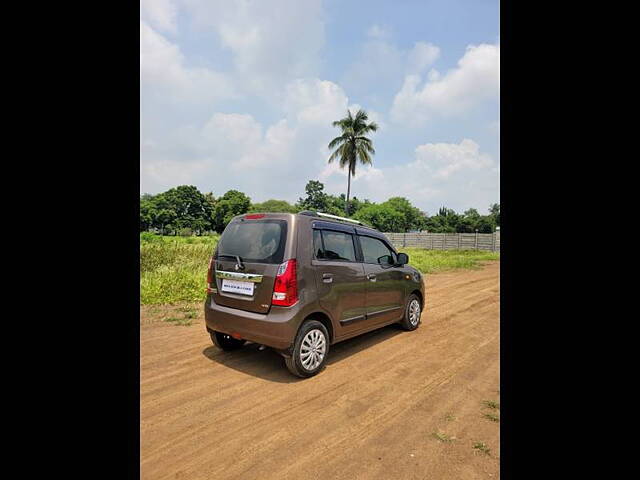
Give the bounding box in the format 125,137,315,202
216,219,287,264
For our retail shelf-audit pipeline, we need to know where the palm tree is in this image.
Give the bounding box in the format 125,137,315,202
328,109,378,215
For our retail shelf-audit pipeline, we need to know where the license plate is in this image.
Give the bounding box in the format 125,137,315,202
221,279,254,296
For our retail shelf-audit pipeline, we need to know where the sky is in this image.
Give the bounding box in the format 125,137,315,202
140,0,499,215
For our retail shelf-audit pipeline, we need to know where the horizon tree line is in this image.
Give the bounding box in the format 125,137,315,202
140,181,499,235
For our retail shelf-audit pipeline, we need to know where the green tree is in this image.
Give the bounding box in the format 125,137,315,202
325,194,367,216
297,180,330,212
455,218,475,233
463,208,480,221
213,190,251,232
488,203,500,227
140,194,156,232
346,196,364,215
155,208,177,235
456,208,481,233
204,192,217,232
161,185,212,235
327,109,378,214
384,197,425,232
353,204,404,232
477,216,495,233
425,207,460,233
325,193,346,215
250,199,298,213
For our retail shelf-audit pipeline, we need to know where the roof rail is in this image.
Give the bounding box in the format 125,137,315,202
298,210,371,228
316,212,367,226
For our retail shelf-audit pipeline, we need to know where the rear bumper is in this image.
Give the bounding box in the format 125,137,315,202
204,294,302,350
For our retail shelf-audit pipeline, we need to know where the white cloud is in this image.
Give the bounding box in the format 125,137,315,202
407,42,440,74
141,78,354,200
139,21,235,105
320,139,497,213
139,6,499,212
201,113,263,157
391,43,500,125
140,0,178,34
284,79,349,125
342,28,440,104
412,139,493,179
180,0,325,95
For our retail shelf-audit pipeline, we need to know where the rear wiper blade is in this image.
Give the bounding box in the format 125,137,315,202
216,254,245,270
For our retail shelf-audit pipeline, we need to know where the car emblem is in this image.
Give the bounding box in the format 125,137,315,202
234,264,241,271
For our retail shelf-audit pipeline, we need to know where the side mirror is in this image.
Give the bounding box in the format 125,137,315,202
396,252,409,265
377,254,394,265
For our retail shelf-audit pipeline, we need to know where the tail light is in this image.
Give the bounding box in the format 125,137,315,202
272,259,298,306
206,256,215,294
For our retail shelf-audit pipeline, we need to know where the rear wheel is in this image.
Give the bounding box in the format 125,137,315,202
285,320,329,378
211,331,246,351
399,294,422,331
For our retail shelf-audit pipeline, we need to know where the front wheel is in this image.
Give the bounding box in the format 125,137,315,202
399,294,422,331
285,320,330,378
211,331,246,351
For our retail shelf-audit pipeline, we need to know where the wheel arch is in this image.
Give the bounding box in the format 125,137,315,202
302,311,335,343
410,289,424,309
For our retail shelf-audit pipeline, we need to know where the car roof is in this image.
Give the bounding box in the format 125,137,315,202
228,211,393,247
229,211,382,234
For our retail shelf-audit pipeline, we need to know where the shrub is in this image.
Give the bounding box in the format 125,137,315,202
140,232,162,243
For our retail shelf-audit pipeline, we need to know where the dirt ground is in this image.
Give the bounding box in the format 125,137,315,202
140,261,500,480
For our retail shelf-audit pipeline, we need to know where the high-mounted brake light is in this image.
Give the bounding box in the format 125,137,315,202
244,214,265,219
271,259,298,307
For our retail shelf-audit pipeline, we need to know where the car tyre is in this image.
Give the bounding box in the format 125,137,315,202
399,294,422,331
211,331,246,351
285,320,330,378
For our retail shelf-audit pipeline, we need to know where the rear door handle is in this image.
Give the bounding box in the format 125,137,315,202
322,273,333,283
367,273,376,282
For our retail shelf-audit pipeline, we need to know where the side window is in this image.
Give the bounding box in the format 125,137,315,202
318,230,356,262
313,229,325,259
359,236,396,265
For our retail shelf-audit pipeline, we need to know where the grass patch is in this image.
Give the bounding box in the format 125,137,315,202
140,233,220,245
444,413,456,422
482,400,500,410
140,236,219,304
432,432,455,443
483,413,500,422
473,442,491,455
404,248,499,274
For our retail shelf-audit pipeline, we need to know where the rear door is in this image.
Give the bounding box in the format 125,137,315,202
212,217,289,314
311,224,367,335
358,234,406,325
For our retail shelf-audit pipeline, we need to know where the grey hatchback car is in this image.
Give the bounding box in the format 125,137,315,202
204,211,425,378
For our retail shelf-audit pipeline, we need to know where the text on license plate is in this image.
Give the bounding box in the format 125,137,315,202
221,279,254,296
